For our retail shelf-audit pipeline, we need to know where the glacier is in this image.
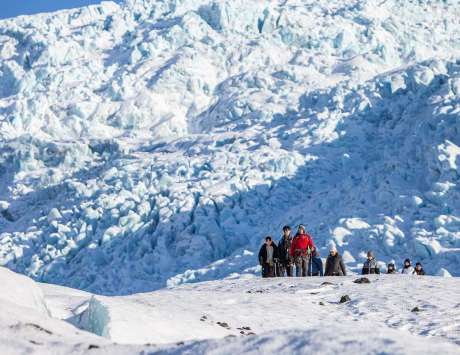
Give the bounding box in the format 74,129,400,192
0,0,460,295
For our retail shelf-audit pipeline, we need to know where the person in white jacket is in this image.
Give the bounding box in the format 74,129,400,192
401,258,415,274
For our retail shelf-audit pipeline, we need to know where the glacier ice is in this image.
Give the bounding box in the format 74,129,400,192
0,0,460,294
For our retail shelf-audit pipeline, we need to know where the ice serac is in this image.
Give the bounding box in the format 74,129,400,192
79,296,111,338
0,0,460,294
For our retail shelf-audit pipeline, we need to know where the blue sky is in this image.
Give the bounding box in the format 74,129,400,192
0,1,115,20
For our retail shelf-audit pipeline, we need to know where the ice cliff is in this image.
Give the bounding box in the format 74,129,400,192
1,0,460,294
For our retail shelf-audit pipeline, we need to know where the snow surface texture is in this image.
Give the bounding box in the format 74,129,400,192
1,0,460,294
1,267,460,354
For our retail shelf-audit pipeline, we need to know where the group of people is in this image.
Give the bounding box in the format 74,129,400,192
258,225,426,277
361,251,425,275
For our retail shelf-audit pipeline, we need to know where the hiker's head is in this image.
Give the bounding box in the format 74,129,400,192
297,224,306,234
367,250,374,260
329,245,337,256
387,263,395,271
404,258,411,267
265,236,272,246
415,262,422,270
282,225,291,237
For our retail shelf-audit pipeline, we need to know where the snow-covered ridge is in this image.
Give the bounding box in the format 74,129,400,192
1,0,460,294
0,267,49,315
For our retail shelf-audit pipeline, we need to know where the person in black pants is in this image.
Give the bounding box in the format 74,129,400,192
277,226,293,276
258,236,278,278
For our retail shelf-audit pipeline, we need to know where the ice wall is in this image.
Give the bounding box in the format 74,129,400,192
0,0,460,294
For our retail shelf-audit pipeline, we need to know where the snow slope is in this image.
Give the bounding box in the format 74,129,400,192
1,0,460,294
1,267,459,354
76,275,460,346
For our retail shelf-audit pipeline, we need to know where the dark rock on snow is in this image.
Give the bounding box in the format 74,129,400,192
354,277,371,284
340,295,351,303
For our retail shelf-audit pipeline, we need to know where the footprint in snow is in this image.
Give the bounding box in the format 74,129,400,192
29,340,43,346
11,323,53,335
320,282,335,287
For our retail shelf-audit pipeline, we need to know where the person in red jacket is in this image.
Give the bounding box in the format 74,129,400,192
290,224,315,277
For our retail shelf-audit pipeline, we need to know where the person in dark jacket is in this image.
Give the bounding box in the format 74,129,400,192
277,225,293,277
325,245,346,276
307,249,323,276
290,224,315,277
258,236,278,278
361,250,380,275
386,263,397,274
413,262,425,275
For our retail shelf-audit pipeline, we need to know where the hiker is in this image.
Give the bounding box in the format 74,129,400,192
290,224,315,277
324,245,347,276
277,225,293,277
361,250,380,274
307,249,323,276
413,262,425,275
401,258,415,275
386,263,397,274
258,236,278,278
